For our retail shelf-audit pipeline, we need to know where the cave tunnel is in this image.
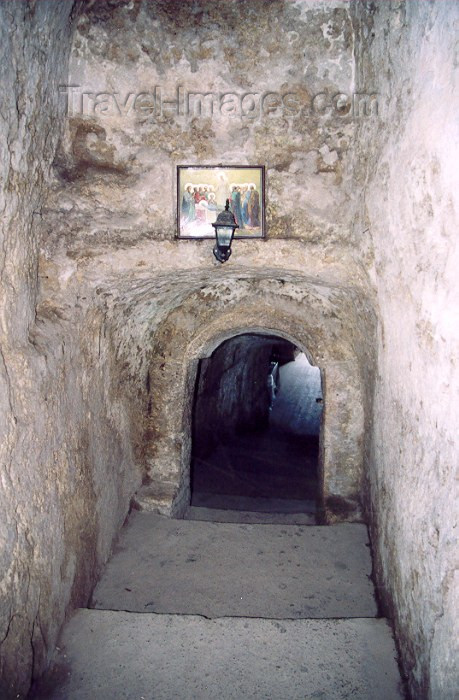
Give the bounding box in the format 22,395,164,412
190,333,323,516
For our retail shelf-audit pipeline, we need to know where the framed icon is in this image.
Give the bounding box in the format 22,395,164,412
177,165,265,239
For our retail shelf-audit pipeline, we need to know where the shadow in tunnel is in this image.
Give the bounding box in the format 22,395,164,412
190,334,323,516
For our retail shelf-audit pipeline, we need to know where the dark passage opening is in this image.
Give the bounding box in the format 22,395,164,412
190,333,323,515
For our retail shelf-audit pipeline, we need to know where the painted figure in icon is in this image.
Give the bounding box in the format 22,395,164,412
248,183,260,227
207,192,218,212
242,184,250,227
181,184,196,221
230,184,244,229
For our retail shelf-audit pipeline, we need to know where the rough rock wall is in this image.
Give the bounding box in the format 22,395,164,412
0,3,141,696
193,335,275,459
42,0,370,257
353,2,459,697
270,353,323,437
0,0,383,694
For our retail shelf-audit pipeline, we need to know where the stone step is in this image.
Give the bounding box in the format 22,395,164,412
90,512,378,619
186,504,316,525
189,492,317,516
34,610,404,700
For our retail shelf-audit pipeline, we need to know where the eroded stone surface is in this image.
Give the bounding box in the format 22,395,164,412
353,2,459,698
0,3,84,697
43,0,361,254
0,2,140,696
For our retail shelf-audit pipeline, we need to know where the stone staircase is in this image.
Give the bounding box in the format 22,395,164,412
32,511,405,699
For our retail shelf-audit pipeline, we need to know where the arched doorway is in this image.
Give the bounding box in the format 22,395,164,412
137,292,368,523
190,333,323,517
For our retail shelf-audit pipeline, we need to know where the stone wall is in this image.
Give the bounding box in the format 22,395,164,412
0,3,76,694
270,353,323,437
0,3,142,696
353,2,459,698
42,0,367,257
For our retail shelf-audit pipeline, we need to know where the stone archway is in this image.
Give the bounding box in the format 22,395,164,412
134,277,372,523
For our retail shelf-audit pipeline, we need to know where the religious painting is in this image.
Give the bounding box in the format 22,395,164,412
177,165,265,239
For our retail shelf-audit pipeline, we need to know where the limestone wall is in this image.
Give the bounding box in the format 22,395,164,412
0,3,141,696
42,0,367,257
354,2,459,697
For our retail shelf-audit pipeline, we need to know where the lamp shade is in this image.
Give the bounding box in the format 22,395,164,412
212,199,238,263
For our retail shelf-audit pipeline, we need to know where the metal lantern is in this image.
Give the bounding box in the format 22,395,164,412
211,199,239,263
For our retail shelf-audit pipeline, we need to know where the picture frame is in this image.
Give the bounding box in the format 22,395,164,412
177,165,265,239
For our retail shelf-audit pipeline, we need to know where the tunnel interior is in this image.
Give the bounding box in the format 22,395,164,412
190,333,323,514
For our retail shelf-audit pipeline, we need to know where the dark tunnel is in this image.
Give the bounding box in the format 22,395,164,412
190,333,323,516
